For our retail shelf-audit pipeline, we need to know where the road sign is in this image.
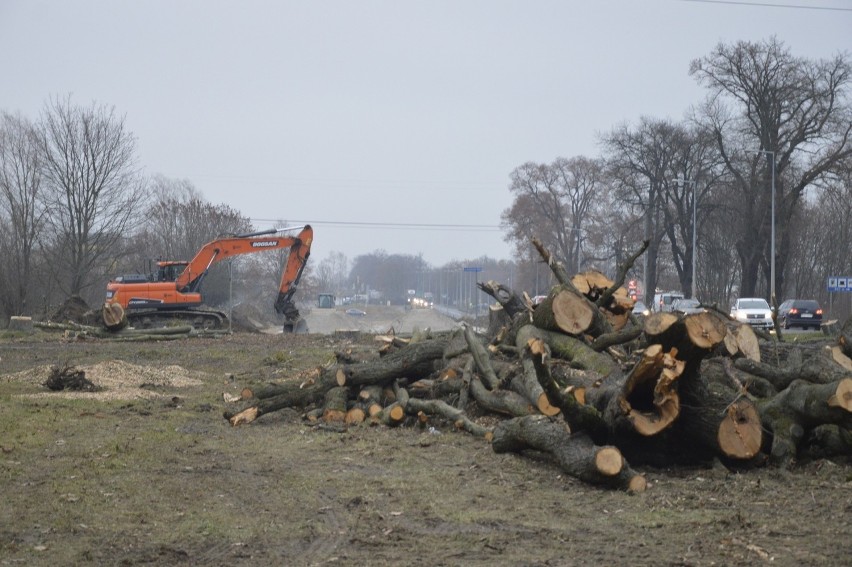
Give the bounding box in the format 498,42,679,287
827,276,852,292
463,267,483,272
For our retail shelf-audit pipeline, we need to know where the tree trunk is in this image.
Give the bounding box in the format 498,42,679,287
492,415,646,492
757,378,852,466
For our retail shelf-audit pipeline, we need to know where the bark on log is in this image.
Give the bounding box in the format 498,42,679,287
757,378,852,466
734,357,848,391
801,424,852,461
404,397,493,439
226,367,346,425
590,325,643,352
532,238,574,287
514,331,560,416
676,367,763,461
477,280,530,318
533,348,608,439
492,415,646,492
644,311,727,364
839,316,852,359
322,386,349,423
470,376,535,417
514,325,619,378
463,325,501,389
336,336,449,387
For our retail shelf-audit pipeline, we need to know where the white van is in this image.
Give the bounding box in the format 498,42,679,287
653,291,685,313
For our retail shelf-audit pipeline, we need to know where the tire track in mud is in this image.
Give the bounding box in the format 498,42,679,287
297,489,348,565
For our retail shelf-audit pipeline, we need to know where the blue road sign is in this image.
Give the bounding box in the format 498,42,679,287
828,276,852,292
463,267,483,272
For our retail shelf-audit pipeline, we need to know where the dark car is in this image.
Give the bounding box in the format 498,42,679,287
778,299,823,330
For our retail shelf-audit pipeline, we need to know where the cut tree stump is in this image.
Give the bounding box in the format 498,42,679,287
8,316,34,333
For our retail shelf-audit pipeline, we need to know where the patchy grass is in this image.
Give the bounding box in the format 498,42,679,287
1,331,850,566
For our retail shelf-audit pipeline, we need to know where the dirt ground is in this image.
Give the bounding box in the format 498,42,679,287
1,307,850,566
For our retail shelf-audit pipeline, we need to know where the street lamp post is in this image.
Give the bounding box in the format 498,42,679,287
674,178,698,299
753,150,776,304
570,227,583,274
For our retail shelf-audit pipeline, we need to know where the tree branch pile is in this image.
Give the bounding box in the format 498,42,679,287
224,245,851,491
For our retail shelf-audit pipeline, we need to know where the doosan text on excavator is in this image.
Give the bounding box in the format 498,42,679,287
103,225,313,333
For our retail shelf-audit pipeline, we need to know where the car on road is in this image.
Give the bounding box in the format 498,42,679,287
632,301,650,317
653,291,685,313
671,298,704,315
778,299,823,330
345,308,366,317
730,297,773,329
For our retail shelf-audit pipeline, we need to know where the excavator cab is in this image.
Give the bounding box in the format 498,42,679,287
156,262,188,283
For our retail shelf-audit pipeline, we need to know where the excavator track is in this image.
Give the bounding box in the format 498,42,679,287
126,308,227,330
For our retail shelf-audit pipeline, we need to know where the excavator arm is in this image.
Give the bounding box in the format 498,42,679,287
175,224,313,330
174,225,313,293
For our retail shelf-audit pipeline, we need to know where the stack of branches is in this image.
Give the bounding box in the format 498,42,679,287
224,239,852,492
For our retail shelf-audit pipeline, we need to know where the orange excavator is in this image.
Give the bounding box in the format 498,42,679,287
104,225,313,332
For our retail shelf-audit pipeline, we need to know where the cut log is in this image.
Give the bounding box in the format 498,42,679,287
734,356,848,391
491,415,646,492
225,367,348,425
757,378,852,466
322,386,349,423
533,348,608,439
585,344,684,438
470,375,535,417
825,345,852,372
404,397,493,440
532,284,610,337
590,325,643,352
514,331,560,416
102,302,128,331
336,336,450,387
677,365,763,461
644,311,727,363
840,316,852,359
514,324,619,378
477,280,530,318
463,325,502,389
801,424,852,461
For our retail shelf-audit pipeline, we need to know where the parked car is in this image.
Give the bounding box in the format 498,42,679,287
652,291,685,313
345,308,366,317
778,299,823,330
730,298,773,329
671,298,704,314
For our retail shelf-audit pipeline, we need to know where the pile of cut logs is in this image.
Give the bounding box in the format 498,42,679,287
225,241,852,492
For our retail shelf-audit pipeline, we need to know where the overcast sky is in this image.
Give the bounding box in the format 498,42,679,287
1,0,850,267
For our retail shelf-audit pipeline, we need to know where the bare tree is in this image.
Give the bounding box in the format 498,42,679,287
125,176,252,307
0,112,48,317
501,157,604,273
315,251,349,295
690,37,852,299
36,95,148,300
601,118,682,303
